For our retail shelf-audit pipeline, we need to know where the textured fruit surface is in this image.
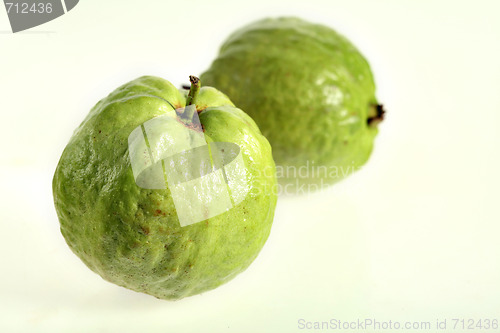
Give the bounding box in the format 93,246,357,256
53,76,277,300
201,17,382,189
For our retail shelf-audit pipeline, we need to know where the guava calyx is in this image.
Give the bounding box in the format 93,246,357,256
367,104,386,127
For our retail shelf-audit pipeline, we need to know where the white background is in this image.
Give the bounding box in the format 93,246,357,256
1,0,499,332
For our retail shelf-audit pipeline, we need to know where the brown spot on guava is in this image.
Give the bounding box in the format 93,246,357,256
140,226,150,235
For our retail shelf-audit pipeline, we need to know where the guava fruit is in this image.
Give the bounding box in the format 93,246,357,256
52,75,277,300
201,17,384,191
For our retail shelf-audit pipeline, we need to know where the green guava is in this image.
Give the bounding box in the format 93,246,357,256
52,75,277,300
201,17,384,191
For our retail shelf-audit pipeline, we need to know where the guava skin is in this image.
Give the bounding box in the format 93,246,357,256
201,17,381,188
52,76,277,300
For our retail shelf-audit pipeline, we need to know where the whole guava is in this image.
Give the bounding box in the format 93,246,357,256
201,17,384,191
53,76,277,300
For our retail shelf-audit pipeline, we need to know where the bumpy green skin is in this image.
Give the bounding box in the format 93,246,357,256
201,17,380,187
53,76,277,300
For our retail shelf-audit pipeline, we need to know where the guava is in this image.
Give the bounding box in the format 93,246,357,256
201,17,384,191
52,75,277,300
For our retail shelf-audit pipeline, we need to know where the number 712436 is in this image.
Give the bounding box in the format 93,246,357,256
5,2,53,14
452,319,498,330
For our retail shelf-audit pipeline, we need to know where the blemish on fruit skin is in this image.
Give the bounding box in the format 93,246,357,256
140,226,150,235
154,209,166,217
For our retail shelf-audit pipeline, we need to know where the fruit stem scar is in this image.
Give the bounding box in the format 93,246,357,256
367,104,386,127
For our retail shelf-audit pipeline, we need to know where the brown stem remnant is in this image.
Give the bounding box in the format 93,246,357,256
367,104,386,127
